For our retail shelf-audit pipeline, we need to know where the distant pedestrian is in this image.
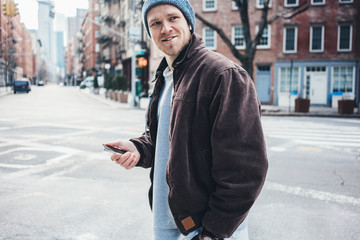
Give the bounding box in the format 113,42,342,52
105,0,268,239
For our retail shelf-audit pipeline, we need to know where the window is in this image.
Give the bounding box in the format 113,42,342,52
257,25,271,49
257,0,271,8
338,25,352,51
311,0,325,5
232,26,245,49
285,0,298,7
95,29,100,38
232,1,238,10
279,67,299,93
203,28,216,50
310,25,324,52
332,66,354,93
339,0,352,3
203,0,217,11
95,43,100,53
283,26,297,53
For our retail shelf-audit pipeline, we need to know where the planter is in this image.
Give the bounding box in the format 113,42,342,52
338,99,355,114
113,91,120,101
108,90,114,100
295,98,310,113
119,92,128,103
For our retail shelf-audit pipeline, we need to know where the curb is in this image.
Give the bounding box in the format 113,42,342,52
261,110,360,118
0,91,12,98
77,87,360,119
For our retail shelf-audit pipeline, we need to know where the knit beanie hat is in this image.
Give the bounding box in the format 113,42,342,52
142,0,195,38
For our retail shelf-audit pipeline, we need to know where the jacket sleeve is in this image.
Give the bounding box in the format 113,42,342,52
202,67,268,238
130,133,155,169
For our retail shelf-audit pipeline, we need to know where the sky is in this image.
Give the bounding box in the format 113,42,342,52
16,0,89,30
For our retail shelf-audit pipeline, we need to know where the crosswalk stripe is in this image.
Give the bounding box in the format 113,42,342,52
266,182,360,206
268,134,360,142
263,121,360,147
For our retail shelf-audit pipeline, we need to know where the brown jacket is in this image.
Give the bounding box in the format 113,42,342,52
130,33,268,238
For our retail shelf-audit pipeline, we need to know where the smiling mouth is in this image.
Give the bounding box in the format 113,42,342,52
162,36,176,42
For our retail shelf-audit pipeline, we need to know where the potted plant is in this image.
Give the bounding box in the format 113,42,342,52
295,97,310,113
113,75,128,103
103,73,112,99
338,75,355,114
295,86,310,113
93,75,100,94
338,94,355,114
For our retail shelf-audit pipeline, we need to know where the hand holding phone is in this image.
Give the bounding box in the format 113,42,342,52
102,144,127,155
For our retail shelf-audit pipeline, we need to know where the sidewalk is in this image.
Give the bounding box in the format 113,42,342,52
0,86,12,98
4,85,359,118
81,87,360,118
261,105,360,118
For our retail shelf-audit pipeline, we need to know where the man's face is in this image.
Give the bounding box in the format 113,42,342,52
147,4,191,61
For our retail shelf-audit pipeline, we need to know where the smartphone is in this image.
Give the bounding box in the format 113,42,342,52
102,144,127,154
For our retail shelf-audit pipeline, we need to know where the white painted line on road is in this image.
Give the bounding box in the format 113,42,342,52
269,147,286,152
4,153,77,179
0,163,34,169
268,134,360,142
74,233,98,240
295,140,360,147
266,182,360,206
265,128,360,135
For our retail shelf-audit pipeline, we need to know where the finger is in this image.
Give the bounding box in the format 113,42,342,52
111,153,122,161
115,152,131,165
122,153,135,169
127,155,138,169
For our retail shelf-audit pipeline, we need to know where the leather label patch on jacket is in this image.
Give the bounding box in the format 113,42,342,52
181,216,195,231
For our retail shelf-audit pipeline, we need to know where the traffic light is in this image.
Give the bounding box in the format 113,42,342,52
11,2,19,16
2,1,10,16
137,57,148,68
2,0,18,17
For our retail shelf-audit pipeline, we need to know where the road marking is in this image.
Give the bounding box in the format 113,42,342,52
296,146,322,152
13,153,37,161
295,140,360,147
0,163,33,169
269,147,286,152
268,134,360,142
74,233,98,240
266,182,360,206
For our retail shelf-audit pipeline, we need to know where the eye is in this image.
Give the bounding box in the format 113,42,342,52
150,21,160,27
170,16,178,21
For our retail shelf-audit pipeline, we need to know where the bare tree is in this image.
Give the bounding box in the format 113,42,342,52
195,0,309,78
37,59,49,82
0,40,18,85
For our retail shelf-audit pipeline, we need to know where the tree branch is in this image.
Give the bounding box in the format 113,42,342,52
268,0,310,24
195,13,245,62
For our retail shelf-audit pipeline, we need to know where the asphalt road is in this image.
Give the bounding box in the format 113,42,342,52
0,85,359,240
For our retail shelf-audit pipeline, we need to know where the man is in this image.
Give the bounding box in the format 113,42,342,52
106,0,268,239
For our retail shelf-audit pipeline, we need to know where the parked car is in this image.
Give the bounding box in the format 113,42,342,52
37,80,44,86
13,78,31,94
79,76,104,89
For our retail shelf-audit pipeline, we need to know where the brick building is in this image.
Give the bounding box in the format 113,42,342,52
80,0,101,79
274,0,359,108
19,23,34,81
177,0,360,108
0,0,35,86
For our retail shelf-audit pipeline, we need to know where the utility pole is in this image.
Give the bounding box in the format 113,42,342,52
130,0,137,107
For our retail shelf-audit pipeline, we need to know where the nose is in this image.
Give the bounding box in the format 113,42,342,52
161,21,172,34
